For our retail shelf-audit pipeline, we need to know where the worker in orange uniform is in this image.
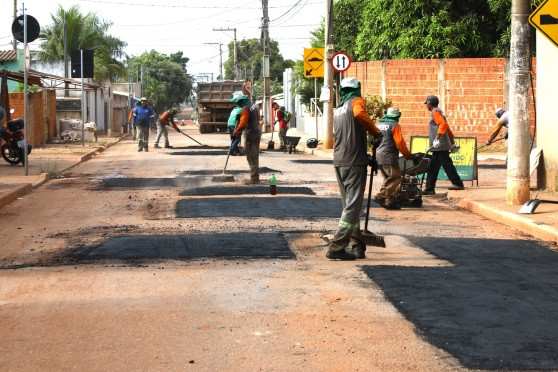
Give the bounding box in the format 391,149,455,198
374,107,419,210
154,108,179,149
326,77,383,261
128,101,140,140
423,95,464,195
231,91,262,184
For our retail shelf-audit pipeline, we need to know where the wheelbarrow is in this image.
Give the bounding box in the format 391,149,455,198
284,136,301,154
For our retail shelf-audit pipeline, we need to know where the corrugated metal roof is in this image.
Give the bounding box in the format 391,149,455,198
0,50,17,61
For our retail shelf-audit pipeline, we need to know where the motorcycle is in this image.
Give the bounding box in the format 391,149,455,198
1,115,32,166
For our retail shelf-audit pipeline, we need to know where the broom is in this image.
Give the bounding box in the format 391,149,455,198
361,153,386,248
211,143,235,182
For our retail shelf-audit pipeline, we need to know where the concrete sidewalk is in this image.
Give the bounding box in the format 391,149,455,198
1,130,557,244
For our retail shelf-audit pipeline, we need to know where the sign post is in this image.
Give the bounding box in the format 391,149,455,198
529,0,558,47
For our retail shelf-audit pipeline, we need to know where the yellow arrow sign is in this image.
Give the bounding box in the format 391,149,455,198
304,48,324,78
529,0,558,48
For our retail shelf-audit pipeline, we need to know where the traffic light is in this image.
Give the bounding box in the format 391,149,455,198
71,50,94,78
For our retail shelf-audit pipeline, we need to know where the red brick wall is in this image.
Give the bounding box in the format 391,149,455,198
7,90,56,146
344,58,537,144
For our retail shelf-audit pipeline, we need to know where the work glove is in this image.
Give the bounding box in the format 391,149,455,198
372,133,384,148
486,140,492,146
450,144,460,154
432,139,441,149
367,154,379,175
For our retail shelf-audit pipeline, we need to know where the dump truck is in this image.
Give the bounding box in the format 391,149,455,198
196,81,247,133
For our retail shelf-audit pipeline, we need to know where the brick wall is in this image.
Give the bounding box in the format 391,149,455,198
8,90,57,146
345,58,536,144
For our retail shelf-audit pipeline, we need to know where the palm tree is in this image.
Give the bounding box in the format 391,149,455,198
36,5,127,81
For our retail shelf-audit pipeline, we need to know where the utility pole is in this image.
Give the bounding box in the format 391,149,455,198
204,42,223,81
262,0,271,133
507,0,531,205
63,12,69,97
213,27,237,79
13,0,17,51
322,0,335,149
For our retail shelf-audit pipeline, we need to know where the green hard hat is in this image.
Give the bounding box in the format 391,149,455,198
230,90,248,103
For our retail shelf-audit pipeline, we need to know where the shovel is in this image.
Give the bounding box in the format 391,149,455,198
518,199,558,214
361,161,386,248
477,137,504,150
267,121,275,150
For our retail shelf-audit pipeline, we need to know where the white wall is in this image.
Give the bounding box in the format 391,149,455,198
536,33,558,191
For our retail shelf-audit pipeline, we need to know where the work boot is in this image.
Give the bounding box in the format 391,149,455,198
373,196,386,206
137,147,143,152
383,202,401,210
349,246,366,259
144,146,149,152
326,249,356,261
243,178,260,185
448,184,464,190
164,144,173,148
422,189,435,196
153,144,161,149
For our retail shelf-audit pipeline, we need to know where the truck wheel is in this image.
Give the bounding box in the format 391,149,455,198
206,125,215,133
199,124,207,134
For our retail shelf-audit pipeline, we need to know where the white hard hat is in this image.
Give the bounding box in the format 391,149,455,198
340,77,360,89
387,107,401,116
140,97,147,101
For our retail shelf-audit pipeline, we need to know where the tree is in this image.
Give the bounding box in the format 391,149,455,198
128,50,193,113
36,5,127,81
292,23,324,109
222,39,294,97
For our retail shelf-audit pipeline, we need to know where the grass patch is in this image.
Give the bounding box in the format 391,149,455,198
39,162,62,178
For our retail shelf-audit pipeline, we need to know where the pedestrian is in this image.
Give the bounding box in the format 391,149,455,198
272,102,288,150
423,95,464,195
374,107,418,210
231,91,262,184
154,108,179,148
227,105,242,155
128,101,140,141
132,97,155,152
486,107,509,146
327,77,383,261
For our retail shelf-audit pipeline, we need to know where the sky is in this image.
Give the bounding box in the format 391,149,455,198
0,0,324,81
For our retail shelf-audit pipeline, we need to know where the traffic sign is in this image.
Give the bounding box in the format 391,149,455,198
304,48,324,78
331,52,351,72
11,14,40,43
529,0,558,48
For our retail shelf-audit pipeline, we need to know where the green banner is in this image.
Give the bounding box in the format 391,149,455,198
410,136,477,181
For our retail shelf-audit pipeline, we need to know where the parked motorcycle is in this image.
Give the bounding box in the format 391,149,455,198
1,116,32,166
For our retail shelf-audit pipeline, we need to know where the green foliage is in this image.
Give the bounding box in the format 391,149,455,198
128,50,193,113
222,39,293,101
291,60,323,109
36,5,127,81
364,94,392,124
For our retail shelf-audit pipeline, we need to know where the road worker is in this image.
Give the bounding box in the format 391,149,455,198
326,77,383,261
154,108,180,149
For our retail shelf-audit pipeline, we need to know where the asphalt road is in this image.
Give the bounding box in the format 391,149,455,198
0,126,557,370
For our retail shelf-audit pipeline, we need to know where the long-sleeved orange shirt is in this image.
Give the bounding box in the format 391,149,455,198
432,110,454,142
392,125,412,159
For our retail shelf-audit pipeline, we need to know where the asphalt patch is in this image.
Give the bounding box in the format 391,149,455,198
180,185,316,196
182,167,281,176
290,159,334,165
176,196,341,218
100,177,201,188
361,237,558,370
168,151,228,156
76,232,294,261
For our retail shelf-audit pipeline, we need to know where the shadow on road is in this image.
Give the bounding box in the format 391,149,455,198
361,236,558,370
290,159,334,165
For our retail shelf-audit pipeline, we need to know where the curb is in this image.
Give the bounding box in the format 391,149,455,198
0,183,33,209
459,198,558,243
